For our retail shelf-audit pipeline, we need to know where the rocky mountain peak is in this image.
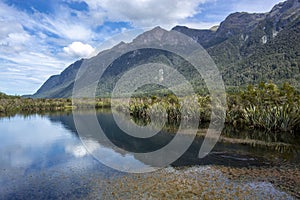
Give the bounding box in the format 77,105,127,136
216,12,266,37
32,0,300,98
133,26,167,43
270,0,299,13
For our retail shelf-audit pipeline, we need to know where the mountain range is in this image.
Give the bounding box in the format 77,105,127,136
32,0,300,98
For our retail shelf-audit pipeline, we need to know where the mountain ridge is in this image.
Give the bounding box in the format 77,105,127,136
32,0,300,98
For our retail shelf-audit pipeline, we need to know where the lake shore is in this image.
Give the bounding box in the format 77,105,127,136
97,165,299,199
1,83,300,135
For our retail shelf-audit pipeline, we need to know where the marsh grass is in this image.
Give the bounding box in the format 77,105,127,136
116,82,300,134
1,82,299,134
227,82,300,133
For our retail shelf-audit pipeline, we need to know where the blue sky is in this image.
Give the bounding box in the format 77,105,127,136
0,0,283,95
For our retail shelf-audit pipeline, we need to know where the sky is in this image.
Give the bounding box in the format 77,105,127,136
0,0,284,95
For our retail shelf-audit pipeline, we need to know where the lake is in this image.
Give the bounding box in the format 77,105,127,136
0,110,299,199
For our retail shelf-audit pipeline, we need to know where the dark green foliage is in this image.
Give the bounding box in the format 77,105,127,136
0,92,111,117
0,97,72,117
227,82,300,132
121,83,300,133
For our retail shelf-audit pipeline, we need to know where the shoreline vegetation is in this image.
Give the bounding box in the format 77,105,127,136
1,82,299,135
117,82,300,135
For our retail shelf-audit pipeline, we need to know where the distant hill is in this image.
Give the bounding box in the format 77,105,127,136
0,92,8,99
0,92,19,99
32,0,300,98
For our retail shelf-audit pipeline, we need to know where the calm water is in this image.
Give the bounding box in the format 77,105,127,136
0,111,299,199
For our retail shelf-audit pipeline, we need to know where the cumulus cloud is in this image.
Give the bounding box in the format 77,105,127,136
0,2,99,94
63,42,95,58
70,0,209,29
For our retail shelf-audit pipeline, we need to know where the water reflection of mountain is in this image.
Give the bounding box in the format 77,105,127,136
47,111,298,168
48,112,78,135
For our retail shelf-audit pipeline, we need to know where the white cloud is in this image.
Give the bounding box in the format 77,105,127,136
232,0,284,13
63,41,95,58
70,0,210,29
0,2,92,94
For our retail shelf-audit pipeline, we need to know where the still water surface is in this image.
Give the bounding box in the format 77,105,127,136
0,111,299,199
